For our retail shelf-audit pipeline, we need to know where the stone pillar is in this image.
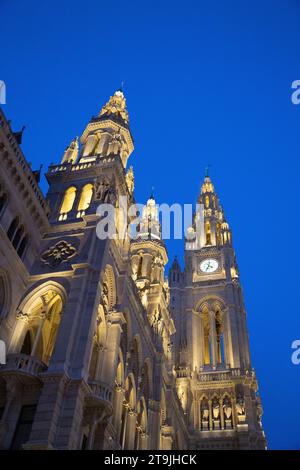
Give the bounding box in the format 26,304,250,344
94,345,106,379
8,311,29,353
100,310,125,387
124,409,136,450
199,314,205,369
209,311,217,368
31,310,47,357
147,399,161,449
113,386,124,444
139,431,148,450
220,398,225,430
226,306,241,368
161,426,173,449
208,399,213,430
191,311,201,371
0,377,22,449
24,373,70,450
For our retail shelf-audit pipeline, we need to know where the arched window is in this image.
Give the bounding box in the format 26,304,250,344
215,312,224,364
216,222,222,245
20,331,32,355
76,183,93,218
12,225,24,249
7,217,19,241
59,186,76,221
13,289,63,365
205,195,210,208
205,221,211,245
17,235,28,258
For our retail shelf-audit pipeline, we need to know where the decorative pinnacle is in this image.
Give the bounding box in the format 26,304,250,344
150,186,155,200
205,164,211,178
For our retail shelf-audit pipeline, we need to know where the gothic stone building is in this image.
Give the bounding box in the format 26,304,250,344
0,91,266,450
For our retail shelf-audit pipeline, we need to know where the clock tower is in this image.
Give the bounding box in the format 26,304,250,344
169,173,266,449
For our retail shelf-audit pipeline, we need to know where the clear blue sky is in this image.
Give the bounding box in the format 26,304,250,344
2,0,300,449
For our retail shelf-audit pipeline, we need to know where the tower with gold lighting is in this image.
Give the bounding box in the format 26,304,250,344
169,172,266,449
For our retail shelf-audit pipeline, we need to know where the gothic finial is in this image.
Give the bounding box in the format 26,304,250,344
205,164,211,178
150,186,155,200
14,125,26,145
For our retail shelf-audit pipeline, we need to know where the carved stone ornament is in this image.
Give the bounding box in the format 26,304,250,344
41,240,77,267
95,177,117,205
99,90,129,124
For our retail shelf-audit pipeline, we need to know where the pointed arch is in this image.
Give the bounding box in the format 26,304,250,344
76,183,93,218
59,186,77,220
9,281,67,364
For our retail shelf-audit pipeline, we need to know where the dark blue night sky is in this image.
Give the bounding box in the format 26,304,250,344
2,0,300,449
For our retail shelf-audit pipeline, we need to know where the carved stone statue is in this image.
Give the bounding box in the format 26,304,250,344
236,394,245,416
95,178,110,201
223,398,232,419
107,132,123,156
212,399,220,419
95,177,117,205
126,165,134,196
101,282,109,314
201,402,209,421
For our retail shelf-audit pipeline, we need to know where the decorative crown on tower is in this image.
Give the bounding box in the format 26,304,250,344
98,90,129,125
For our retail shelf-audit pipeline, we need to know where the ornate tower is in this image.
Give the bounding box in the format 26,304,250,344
169,173,266,449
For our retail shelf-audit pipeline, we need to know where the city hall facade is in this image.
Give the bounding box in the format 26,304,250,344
0,91,266,450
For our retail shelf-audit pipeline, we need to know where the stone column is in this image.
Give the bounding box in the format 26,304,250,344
161,426,173,449
100,310,125,387
0,377,22,449
208,399,213,431
147,399,161,449
139,431,147,450
226,306,241,368
8,311,30,353
209,311,217,368
220,398,225,430
31,309,47,357
124,409,136,450
191,311,201,371
199,314,205,369
93,344,102,379
113,386,124,444
24,373,70,450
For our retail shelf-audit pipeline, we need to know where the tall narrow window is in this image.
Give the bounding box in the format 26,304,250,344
12,225,24,249
76,183,93,218
7,217,19,241
0,192,7,216
215,310,224,364
59,186,76,221
20,331,32,355
205,195,210,208
216,222,222,245
205,221,211,245
17,235,28,258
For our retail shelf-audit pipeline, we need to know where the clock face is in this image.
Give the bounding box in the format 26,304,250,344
200,258,218,273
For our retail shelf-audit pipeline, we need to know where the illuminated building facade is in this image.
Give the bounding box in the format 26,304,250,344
0,91,266,449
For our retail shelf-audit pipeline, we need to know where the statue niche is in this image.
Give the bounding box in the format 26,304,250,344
95,177,117,205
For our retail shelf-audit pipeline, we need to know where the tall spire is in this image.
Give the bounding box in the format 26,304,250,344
61,136,79,164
